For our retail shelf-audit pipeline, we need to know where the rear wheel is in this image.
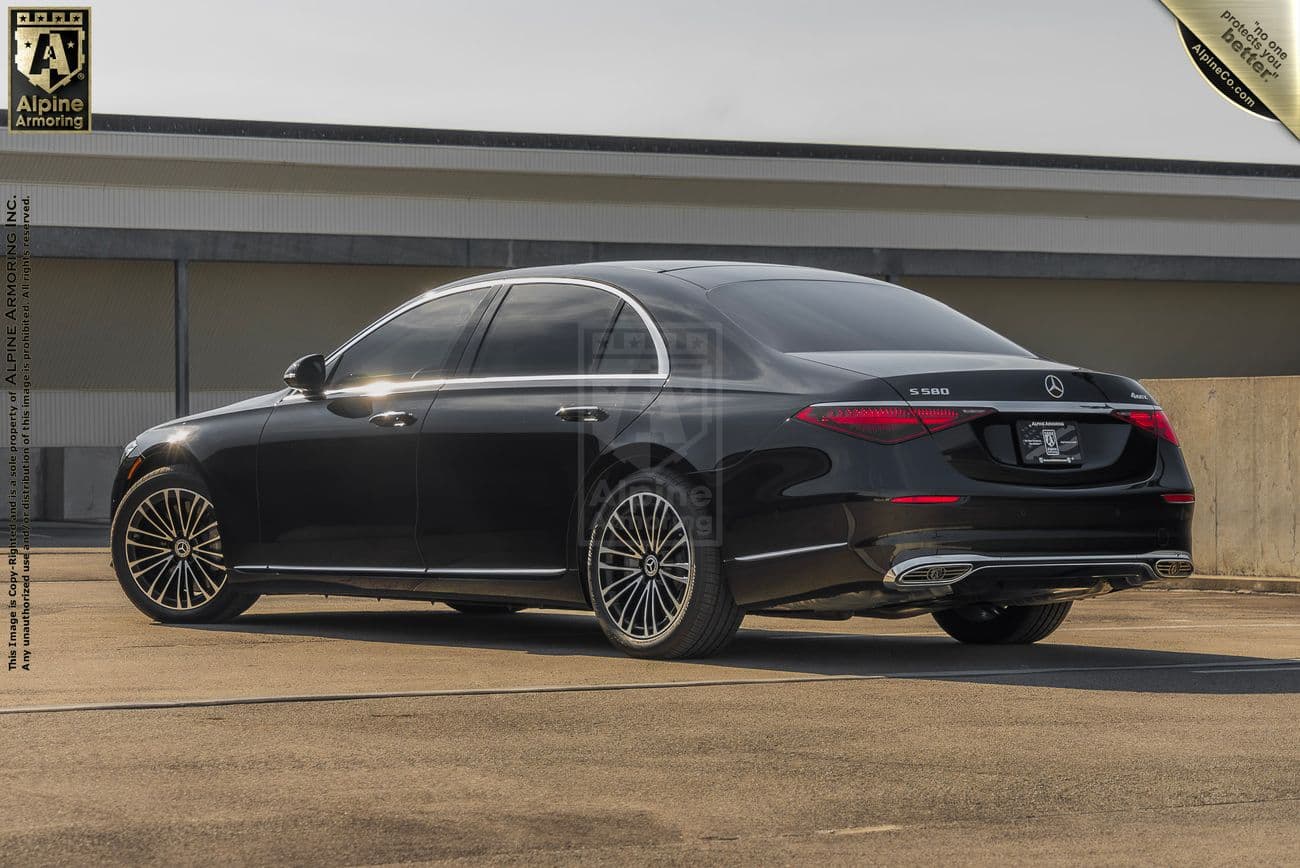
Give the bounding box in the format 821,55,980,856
932,601,1072,644
586,469,742,659
111,466,258,623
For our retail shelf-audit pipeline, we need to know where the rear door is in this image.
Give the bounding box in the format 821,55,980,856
417,280,665,575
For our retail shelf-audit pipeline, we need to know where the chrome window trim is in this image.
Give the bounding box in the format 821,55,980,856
437,373,665,389
279,277,670,404
279,373,667,404
806,400,1162,413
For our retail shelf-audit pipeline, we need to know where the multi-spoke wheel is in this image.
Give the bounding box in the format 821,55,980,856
111,466,257,623
595,491,692,640
586,469,742,659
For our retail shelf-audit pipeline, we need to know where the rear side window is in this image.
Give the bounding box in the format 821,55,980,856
596,303,658,374
331,287,492,386
709,279,1031,356
472,283,621,376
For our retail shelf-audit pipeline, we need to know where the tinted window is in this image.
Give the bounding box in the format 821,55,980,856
331,287,491,386
472,283,621,376
709,280,1031,355
596,303,658,374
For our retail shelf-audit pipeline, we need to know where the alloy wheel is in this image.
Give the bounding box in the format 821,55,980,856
595,491,693,640
124,487,226,611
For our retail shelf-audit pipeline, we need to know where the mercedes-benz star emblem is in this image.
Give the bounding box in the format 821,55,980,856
1044,375,1065,399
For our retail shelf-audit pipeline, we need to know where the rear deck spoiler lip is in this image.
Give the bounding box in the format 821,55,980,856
803,399,1162,413
788,350,1076,378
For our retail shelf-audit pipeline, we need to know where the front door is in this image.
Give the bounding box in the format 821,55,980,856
255,285,497,570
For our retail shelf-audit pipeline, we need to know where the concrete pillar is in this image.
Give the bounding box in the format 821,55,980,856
174,258,189,417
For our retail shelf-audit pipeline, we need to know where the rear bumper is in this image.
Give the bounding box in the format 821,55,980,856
883,550,1193,587
743,548,1192,617
717,422,1195,611
722,491,1194,607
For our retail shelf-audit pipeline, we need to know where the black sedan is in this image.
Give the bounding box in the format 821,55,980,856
110,262,1194,658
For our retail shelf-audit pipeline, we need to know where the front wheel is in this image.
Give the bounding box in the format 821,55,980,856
932,601,1072,644
586,469,742,659
111,466,258,623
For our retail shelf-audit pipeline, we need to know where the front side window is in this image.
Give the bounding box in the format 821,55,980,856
331,287,491,387
472,283,623,376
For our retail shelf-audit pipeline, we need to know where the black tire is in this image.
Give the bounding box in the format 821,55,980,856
111,466,258,623
445,602,524,615
586,468,742,659
932,601,1072,644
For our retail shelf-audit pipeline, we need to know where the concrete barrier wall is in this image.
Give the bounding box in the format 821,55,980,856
1144,376,1300,578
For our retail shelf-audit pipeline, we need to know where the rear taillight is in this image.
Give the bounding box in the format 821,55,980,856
794,404,992,444
1113,409,1180,446
1162,493,1195,504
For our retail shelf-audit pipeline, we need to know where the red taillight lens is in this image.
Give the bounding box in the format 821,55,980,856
794,405,991,444
1113,409,1180,445
1162,493,1195,504
794,405,926,443
913,406,994,433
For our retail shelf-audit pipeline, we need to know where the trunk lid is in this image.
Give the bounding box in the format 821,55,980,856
794,351,1161,486
792,351,1108,403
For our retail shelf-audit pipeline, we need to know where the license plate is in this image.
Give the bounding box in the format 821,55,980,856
1016,420,1083,466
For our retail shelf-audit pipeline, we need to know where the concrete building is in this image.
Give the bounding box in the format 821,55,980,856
2,114,1299,549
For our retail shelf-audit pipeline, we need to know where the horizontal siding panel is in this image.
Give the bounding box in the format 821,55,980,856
32,390,266,447
3,129,1298,201
6,181,1300,259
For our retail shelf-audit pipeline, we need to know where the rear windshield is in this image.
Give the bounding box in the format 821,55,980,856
709,279,1031,356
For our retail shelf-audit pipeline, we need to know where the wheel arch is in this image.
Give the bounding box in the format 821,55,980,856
111,442,209,522
566,443,708,600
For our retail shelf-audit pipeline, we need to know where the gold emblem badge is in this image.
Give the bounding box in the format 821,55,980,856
8,7,91,132
1160,1,1297,141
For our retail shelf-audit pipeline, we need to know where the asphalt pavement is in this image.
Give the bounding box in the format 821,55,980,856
1,562,1297,865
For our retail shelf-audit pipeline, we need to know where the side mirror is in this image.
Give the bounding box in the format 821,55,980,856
284,354,327,397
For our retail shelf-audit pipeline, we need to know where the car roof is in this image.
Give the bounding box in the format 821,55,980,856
451,260,880,292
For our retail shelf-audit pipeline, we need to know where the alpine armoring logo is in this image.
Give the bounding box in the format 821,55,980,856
8,7,91,132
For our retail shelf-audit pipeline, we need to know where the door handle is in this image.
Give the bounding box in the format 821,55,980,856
369,410,417,428
555,405,608,423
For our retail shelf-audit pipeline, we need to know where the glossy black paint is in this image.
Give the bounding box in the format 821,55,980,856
258,390,432,569
111,261,1194,617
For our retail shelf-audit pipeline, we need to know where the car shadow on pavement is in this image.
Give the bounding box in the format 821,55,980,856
179,607,1300,696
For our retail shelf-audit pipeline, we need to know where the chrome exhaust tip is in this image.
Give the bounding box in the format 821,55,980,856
1154,558,1193,578
895,562,973,586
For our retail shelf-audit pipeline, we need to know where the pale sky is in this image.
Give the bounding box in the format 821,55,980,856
44,0,1300,162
